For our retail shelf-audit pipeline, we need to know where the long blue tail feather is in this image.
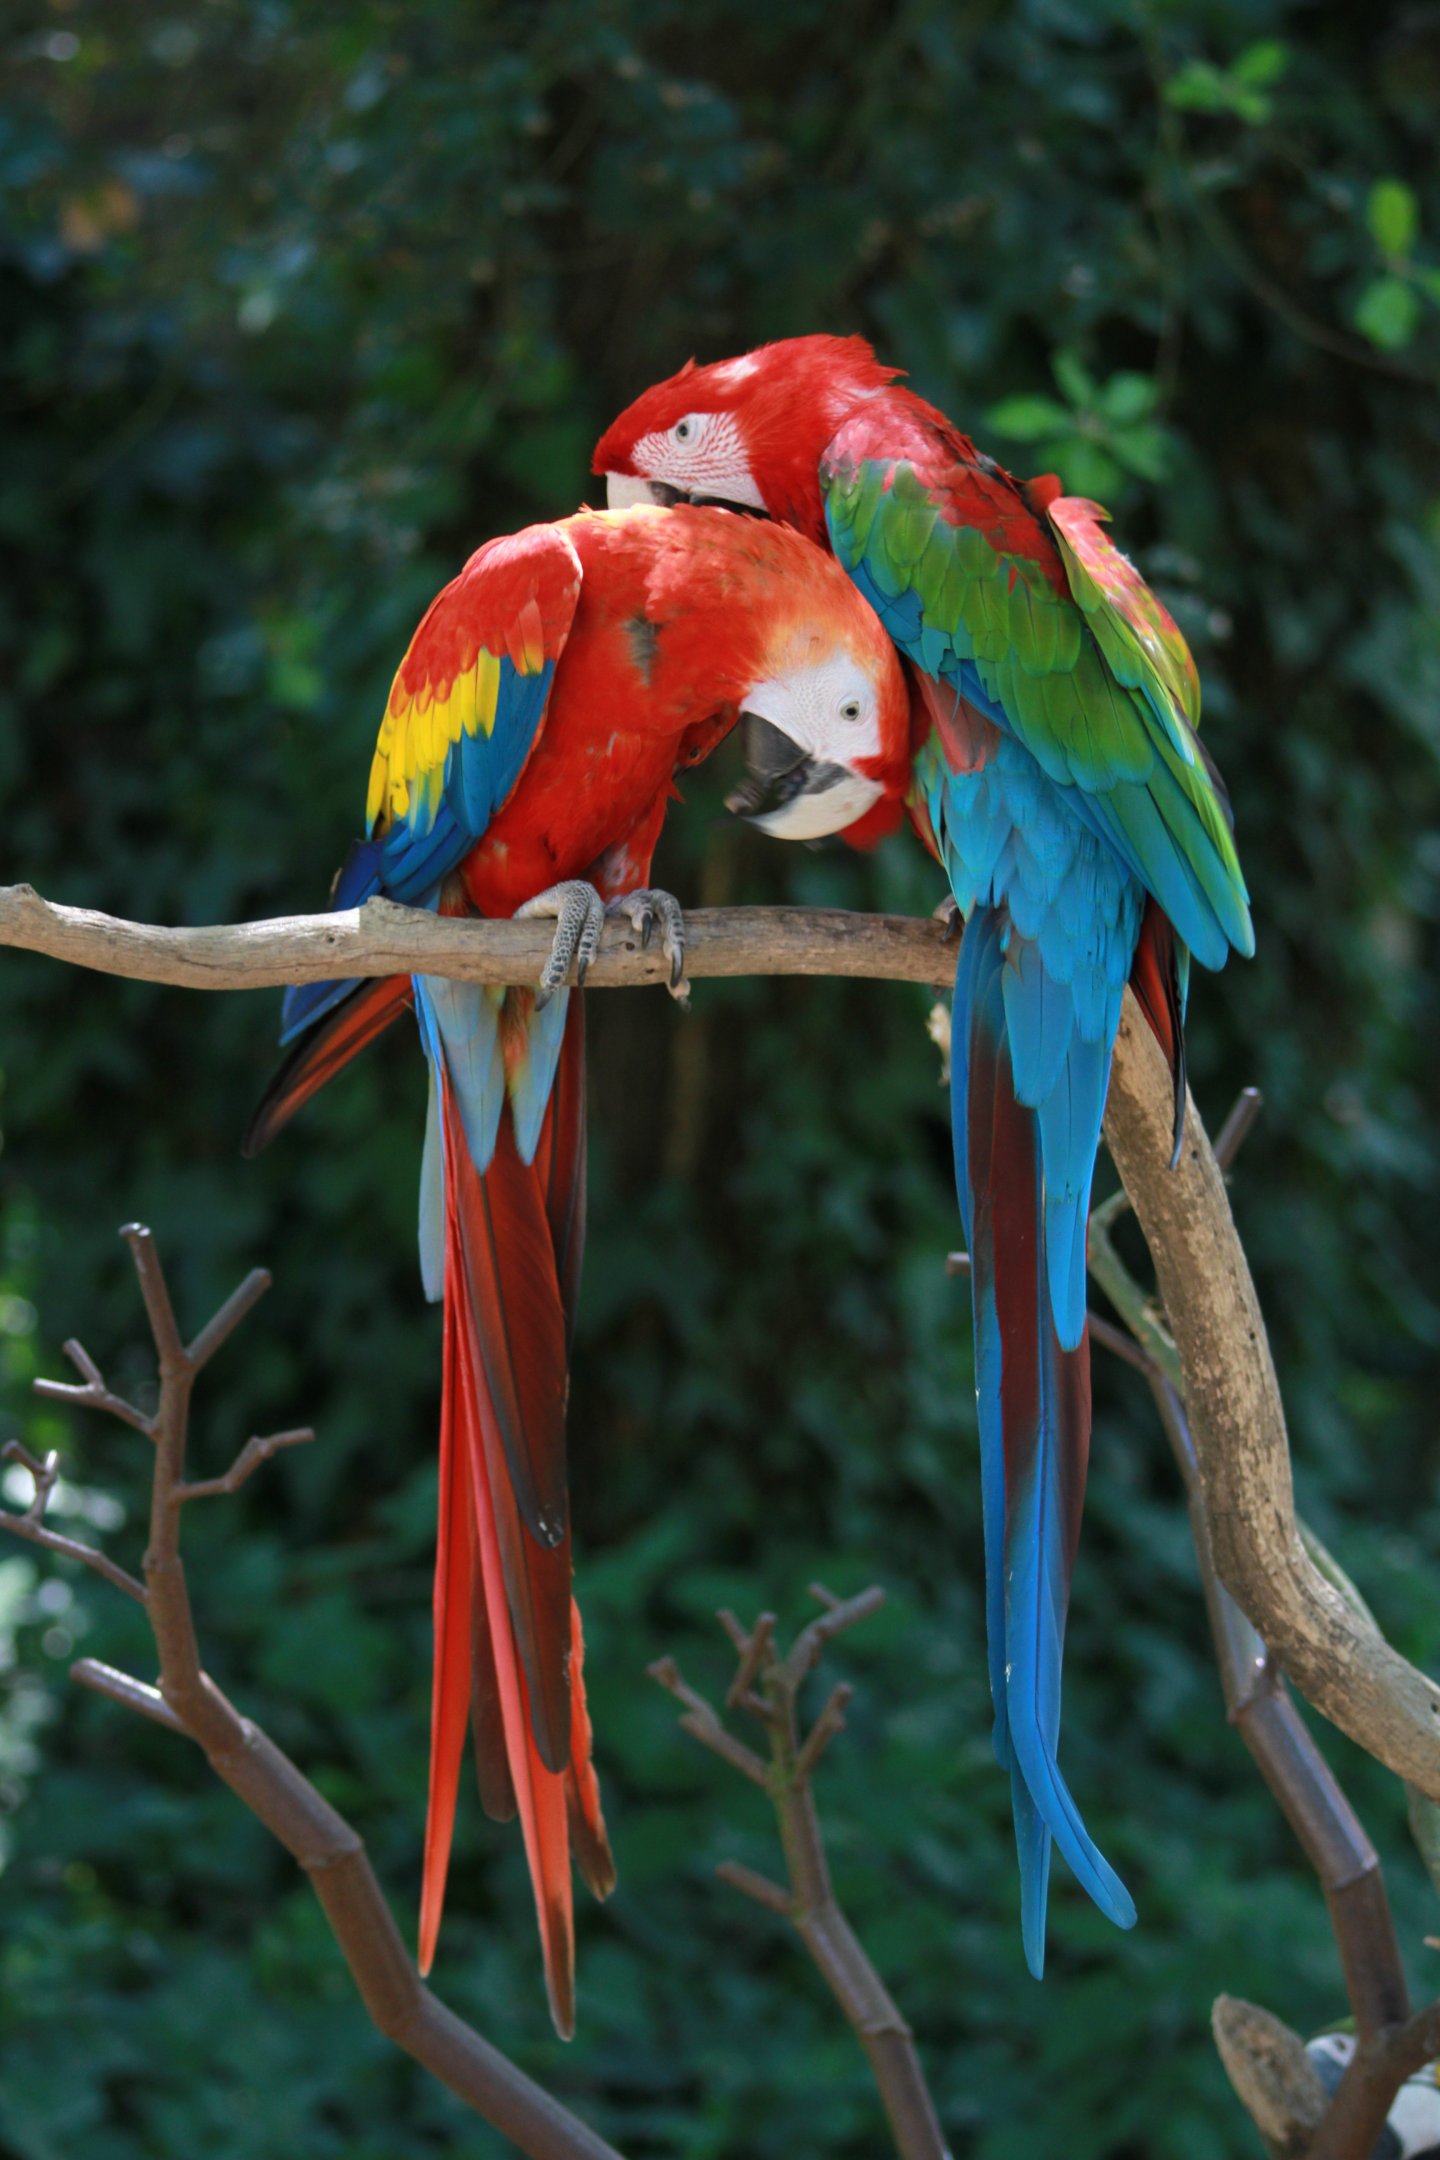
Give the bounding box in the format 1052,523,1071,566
952,909,1135,1973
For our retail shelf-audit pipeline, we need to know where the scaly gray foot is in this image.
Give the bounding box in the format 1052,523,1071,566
515,880,606,1006
607,888,689,1006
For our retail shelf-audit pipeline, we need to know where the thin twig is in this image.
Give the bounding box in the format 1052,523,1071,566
646,1658,770,1787
781,1586,887,1692
32,1338,153,1434
1086,1311,1158,1376
1212,1086,1264,1174
714,1860,792,1914
794,1682,853,1782
185,1269,272,1371
0,1438,147,1602
71,1657,188,1733
174,1427,314,1503
724,1611,776,1710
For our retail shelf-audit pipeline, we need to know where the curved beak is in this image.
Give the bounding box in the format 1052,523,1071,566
605,472,771,519
726,710,885,840
606,473,682,510
724,713,811,820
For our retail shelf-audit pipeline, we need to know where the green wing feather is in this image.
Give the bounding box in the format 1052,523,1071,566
821,423,1253,967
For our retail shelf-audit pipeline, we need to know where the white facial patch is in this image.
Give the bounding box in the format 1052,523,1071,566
737,652,889,839
744,655,887,770
605,408,767,511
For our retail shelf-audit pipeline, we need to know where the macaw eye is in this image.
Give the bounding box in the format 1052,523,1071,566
839,698,863,722
674,419,692,442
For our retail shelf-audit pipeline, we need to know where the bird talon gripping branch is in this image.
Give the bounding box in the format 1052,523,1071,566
516,879,606,1002
607,887,688,1002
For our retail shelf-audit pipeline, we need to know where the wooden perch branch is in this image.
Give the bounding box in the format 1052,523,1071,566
1086,1094,1440,2159
2,1227,625,2160
0,884,956,994
651,1592,952,2160
1100,1000,1440,1804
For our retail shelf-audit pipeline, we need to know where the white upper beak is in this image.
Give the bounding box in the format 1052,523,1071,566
606,473,664,511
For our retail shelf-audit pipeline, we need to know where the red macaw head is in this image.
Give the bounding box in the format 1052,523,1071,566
594,335,900,546
694,525,906,844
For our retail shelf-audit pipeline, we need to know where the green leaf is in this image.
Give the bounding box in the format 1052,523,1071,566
1367,178,1418,259
1232,86,1273,125
1054,438,1124,503
1354,274,1421,350
1163,60,1230,114
1232,40,1289,90
1051,347,1096,411
1109,421,1172,483
984,394,1071,442
1414,264,1440,306
1097,371,1157,424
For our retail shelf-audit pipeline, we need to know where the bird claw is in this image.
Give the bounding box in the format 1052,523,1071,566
514,880,606,1004
607,889,689,1006
932,892,964,945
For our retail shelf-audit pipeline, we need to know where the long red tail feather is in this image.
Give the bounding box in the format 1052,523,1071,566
566,1598,616,1901
418,1001,612,2036
419,1291,478,1976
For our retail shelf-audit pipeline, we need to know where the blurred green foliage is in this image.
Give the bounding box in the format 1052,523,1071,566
1,1,1438,2154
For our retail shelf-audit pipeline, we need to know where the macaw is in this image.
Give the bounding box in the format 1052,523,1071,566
244,499,909,2034
596,338,1253,1974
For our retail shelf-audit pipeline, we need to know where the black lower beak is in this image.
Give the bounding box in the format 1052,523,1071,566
648,481,770,521
725,713,814,819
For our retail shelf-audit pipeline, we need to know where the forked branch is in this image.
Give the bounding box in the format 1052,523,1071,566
1,1226,625,2160
650,1590,952,2160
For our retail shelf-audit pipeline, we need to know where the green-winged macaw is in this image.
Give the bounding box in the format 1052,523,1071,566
597,338,1253,1974
245,500,909,2032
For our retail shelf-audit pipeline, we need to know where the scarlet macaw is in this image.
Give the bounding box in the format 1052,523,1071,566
597,340,1253,1973
245,500,909,2033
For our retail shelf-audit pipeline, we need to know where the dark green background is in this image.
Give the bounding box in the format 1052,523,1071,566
2,3,1438,2154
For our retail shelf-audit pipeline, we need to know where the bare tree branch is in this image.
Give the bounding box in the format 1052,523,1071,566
1089,1093,1429,2159
174,1427,315,1504
71,1657,187,1732
652,1593,952,2160
0,884,956,993
0,1437,148,1602
21,1226,627,2160
1101,1000,1440,1805
645,1657,770,1787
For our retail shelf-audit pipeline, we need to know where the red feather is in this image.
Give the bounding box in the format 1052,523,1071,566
419,1040,612,2036
1128,899,1187,1165
242,975,413,1157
